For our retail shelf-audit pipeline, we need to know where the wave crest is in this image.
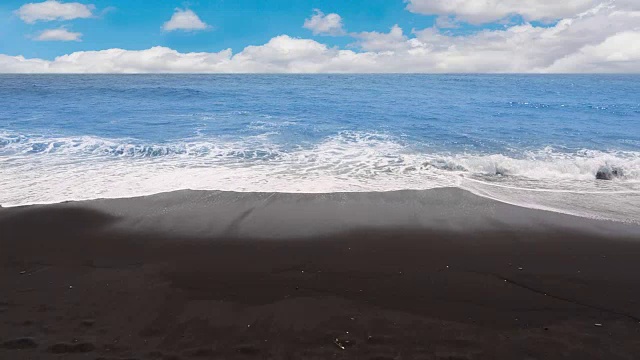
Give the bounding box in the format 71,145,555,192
1,131,639,183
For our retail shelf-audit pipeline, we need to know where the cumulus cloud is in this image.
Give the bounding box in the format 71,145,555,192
16,0,94,23
352,25,409,51
435,16,460,29
544,31,640,72
35,28,82,41
1,3,639,73
163,8,209,32
0,46,233,73
303,9,345,36
406,0,606,24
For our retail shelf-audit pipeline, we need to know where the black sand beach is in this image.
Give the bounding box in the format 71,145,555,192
1,188,639,359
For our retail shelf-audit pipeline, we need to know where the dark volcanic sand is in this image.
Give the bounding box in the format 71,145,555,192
1,189,639,359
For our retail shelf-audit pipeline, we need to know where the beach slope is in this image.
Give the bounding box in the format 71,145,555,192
1,188,639,359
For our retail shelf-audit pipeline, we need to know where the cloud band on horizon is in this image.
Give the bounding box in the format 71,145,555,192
2,1,639,73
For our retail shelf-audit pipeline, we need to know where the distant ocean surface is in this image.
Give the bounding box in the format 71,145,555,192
1,75,639,223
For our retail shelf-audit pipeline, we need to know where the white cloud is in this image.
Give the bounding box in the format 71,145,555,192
2,3,639,73
303,9,345,36
35,28,82,41
16,0,94,24
352,25,408,51
162,8,209,32
406,0,604,24
544,31,640,72
0,47,232,73
435,16,460,29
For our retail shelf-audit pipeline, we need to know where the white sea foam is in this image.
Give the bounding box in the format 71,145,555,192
1,131,639,223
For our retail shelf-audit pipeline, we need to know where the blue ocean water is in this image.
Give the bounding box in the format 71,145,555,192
1,75,639,222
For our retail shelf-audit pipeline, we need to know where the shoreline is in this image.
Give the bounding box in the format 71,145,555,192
3,187,640,237
2,188,639,359
3,182,639,226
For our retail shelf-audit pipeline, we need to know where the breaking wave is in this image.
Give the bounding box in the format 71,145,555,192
2,131,638,181
1,131,639,223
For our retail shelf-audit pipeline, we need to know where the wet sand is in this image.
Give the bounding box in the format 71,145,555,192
1,188,639,359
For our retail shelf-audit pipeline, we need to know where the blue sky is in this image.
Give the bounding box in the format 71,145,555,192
1,0,443,59
0,0,639,73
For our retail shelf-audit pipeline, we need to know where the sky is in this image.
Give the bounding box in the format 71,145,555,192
0,0,639,73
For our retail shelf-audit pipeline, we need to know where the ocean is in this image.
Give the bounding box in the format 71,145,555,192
0,74,638,223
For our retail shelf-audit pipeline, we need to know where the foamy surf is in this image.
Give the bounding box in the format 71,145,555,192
1,131,638,223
